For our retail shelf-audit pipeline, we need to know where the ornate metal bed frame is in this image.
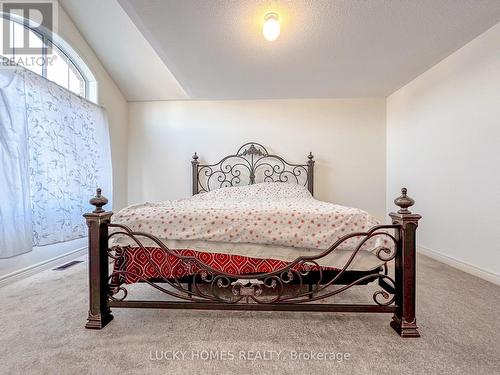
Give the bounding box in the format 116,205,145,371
84,142,421,337
191,142,315,195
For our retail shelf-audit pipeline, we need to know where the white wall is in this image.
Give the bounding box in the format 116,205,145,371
387,23,500,280
128,99,387,219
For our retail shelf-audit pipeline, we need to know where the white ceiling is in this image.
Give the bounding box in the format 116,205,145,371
63,0,500,100
60,0,187,101
118,0,500,99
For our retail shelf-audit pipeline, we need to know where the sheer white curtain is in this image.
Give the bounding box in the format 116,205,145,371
0,68,33,257
25,71,112,246
0,67,112,257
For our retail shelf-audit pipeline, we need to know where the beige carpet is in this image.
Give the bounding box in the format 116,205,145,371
0,254,499,375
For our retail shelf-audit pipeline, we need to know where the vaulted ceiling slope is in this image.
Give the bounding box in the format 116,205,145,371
65,0,500,100
60,0,187,101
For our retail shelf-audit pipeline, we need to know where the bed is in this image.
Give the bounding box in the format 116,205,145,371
84,142,421,337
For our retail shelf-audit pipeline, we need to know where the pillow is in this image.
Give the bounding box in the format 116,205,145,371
191,182,311,201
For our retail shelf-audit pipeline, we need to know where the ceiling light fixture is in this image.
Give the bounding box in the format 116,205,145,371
263,12,280,41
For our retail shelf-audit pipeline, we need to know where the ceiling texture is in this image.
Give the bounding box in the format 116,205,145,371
65,0,500,100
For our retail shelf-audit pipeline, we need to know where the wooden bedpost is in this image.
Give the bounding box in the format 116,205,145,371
390,188,421,337
83,188,113,329
307,152,314,196
192,152,199,195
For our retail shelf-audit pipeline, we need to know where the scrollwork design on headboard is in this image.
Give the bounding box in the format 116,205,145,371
191,142,315,195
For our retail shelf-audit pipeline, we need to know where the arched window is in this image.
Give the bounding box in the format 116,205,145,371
0,14,97,102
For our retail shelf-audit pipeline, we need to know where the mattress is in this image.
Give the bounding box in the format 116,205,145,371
111,183,389,250
109,183,390,281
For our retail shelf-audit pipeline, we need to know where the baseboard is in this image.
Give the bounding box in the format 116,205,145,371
418,245,500,286
0,246,87,288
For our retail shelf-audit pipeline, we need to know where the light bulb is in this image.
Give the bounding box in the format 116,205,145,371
263,13,280,41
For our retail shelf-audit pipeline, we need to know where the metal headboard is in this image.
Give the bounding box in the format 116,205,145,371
191,142,315,196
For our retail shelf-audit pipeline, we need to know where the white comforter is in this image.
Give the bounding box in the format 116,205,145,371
112,183,386,252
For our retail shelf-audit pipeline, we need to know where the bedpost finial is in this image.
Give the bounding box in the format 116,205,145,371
394,187,414,214
307,152,314,164
89,188,108,213
192,152,199,161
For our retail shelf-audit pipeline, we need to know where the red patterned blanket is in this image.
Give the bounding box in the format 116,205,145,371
112,246,337,284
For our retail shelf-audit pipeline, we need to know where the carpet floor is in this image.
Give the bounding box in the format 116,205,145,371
0,254,499,375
